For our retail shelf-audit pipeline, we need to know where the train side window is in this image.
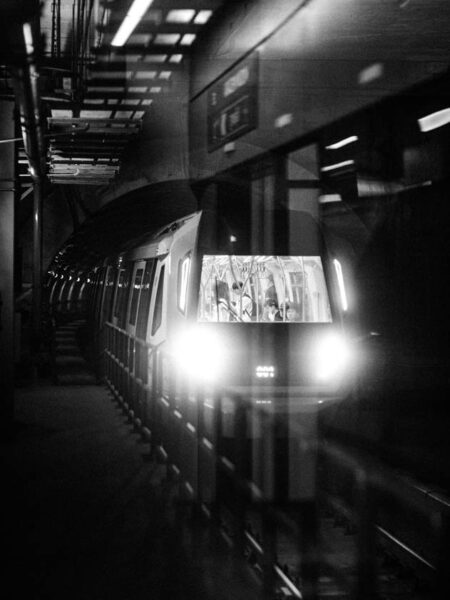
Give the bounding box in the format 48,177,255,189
113,269,126,320
136,259,156,340
114,265,132,328
178,253,191,314
151,265,165,336
119,265,132,329
103,267,117,323
129,267,144,326
94,267,106,319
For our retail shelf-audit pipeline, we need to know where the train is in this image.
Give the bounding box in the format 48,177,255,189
41,0,450,495
44,61,450,494
48,206,355,408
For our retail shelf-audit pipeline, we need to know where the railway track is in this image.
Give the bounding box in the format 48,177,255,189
104,372,450,599
214,474,445,600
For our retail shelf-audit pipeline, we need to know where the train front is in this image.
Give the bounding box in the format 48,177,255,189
172,251,355,407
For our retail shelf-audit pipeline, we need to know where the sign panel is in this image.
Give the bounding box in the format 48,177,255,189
207,54,259,152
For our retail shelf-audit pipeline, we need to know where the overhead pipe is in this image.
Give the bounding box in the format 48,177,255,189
9,7,48,355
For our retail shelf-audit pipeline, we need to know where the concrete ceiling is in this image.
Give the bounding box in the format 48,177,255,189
1,0,225,189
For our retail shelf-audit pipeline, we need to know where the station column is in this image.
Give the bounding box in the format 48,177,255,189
0,100,15,429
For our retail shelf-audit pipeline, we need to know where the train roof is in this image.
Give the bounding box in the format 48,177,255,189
47,180,198,276
103,210,202,266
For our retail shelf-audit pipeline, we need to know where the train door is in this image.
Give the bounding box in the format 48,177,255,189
57,280,69,313
110,263,132,370
126,261,146,339
132,259,157,426
100,265,117,326
125,261,146,378
48,278,60,307
146,258,168,399
111,263,133,328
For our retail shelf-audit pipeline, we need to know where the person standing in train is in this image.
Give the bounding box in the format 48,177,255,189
231,281,253,321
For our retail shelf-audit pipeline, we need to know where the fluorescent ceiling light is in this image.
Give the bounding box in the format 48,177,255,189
319,194,342,204
325,135,358,150
154,33,180,45
111,0,155,47
418,108,450,132
23,23,34,54
358,62,384,85
321,159,355,173
128,33,152,45
166,10,195,24
128,86,147,93
194,10,213,25
135,71,157,79
274,113,293,128
80,110,112,119
180,33,196,46
145,54,167,62
51,109,73,118
115,111,133,118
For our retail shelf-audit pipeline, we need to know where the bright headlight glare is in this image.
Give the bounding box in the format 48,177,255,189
171,328,225,382
312,332,352,382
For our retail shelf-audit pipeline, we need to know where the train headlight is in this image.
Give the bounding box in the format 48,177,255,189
312,332,353,382
171,327,225,383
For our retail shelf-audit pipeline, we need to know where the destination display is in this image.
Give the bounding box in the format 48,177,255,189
207,54,258,151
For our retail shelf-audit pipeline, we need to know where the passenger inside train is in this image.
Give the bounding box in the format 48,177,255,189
198,255,332,323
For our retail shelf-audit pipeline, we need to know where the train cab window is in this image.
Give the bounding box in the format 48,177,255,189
177,253,191,314
198,255,332,323
151,265,165,336
136,259,156,340
129,267,144,326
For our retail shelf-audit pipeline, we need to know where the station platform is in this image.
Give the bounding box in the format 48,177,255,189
1,382,259,600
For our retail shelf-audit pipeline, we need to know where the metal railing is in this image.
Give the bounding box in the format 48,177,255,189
101,321,450,599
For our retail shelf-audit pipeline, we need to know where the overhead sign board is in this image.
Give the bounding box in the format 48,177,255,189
207,54,259,152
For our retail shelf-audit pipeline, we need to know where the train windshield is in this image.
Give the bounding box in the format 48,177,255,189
198,255,332,323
